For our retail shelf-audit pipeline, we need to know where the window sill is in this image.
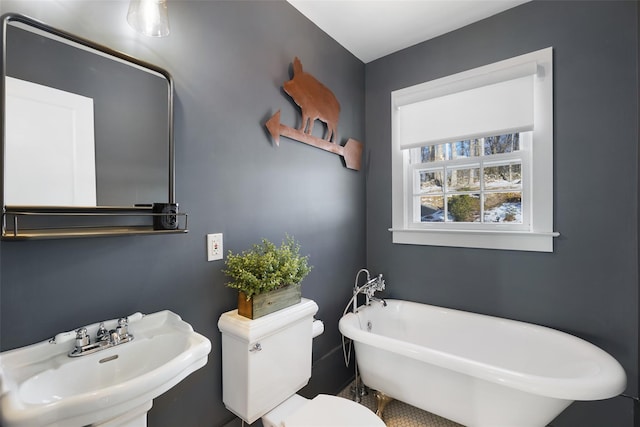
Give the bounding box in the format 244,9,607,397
389,228,559,252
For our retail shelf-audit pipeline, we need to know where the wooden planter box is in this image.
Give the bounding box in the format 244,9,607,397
237,283,302,319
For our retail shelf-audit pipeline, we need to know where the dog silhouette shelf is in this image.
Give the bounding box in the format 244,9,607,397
266,57,363,171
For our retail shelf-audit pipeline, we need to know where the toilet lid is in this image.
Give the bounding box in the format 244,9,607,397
284,395,385,427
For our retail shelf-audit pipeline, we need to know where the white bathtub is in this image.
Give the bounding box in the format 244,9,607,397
339,299,626,427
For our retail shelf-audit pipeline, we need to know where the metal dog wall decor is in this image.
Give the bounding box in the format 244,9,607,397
265,57,363,171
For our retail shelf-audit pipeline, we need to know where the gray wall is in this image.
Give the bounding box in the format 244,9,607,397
0,1,364,426
365,1,639,426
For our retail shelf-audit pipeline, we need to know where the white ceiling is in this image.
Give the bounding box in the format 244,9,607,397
286,0,530,63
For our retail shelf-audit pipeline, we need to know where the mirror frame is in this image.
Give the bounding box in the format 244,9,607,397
1,13,182,239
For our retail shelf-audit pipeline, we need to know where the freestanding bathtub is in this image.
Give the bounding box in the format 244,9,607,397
339,299,626,427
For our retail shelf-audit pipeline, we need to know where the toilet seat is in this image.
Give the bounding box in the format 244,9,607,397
283,394,385,427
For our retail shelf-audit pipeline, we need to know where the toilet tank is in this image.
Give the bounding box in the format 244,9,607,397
218,298,319,424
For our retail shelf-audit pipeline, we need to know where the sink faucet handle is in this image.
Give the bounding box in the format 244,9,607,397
75,328,90,348
116,317,129,338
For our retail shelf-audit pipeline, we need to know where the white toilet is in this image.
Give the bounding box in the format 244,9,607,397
218,298,385,427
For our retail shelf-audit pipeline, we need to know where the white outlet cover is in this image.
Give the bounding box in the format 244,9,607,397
207,233,223,261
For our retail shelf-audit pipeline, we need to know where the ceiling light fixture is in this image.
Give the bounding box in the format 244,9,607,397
127,0,170,38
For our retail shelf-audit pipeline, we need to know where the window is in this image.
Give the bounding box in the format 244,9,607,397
390,48,557,252
411,133,527,225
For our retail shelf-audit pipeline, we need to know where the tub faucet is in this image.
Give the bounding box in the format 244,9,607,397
372,274,385,292
363,274,385,306
369,296,387,307
363,274,385,290
352,269,387,312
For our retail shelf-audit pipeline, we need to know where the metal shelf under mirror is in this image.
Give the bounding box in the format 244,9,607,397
2,206,188,240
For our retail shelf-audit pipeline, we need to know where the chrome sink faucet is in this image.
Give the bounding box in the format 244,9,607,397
69,317,134,357
96,322,109,342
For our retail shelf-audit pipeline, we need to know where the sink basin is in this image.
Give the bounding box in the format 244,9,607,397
0,310,212,427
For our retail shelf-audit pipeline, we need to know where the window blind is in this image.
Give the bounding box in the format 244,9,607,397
397,69,537,150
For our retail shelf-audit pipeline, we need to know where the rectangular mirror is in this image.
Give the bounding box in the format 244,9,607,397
1,13,182,239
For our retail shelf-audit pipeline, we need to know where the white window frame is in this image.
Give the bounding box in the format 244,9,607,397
390,47,558,252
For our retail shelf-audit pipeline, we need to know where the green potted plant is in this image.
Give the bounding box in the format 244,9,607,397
223,235,312,319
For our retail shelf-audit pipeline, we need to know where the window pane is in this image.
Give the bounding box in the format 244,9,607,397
418,170,444,193
484,192,522,223
420,143,450,163
451,139,481,159
484,163,522,190
447,167,480,192
420,196,448,222
447,194,480,222
484,133,520,155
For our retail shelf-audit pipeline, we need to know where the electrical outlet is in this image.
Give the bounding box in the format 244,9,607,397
207,233,223,261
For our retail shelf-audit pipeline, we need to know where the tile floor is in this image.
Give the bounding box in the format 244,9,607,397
337,380,463,427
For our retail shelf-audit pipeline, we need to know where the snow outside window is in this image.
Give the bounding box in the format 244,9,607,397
390,47,558,252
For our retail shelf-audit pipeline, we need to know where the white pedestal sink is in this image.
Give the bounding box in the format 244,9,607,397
0,310,212,427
